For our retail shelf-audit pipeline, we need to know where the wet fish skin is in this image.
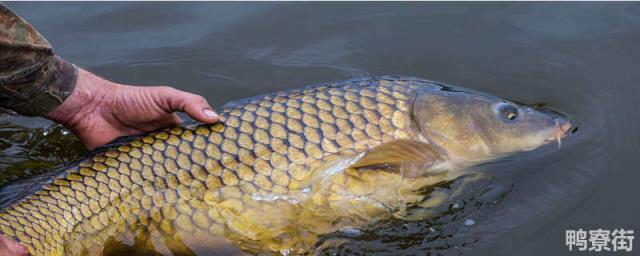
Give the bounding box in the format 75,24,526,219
0,76,434,255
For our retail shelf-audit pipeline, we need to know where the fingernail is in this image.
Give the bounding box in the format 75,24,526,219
203,108,218,118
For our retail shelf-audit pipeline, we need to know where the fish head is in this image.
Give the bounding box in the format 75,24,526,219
413,87,572,166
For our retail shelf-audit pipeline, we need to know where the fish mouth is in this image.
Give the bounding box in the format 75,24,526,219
545,118,573,148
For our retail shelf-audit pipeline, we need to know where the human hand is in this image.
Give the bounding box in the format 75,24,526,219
0,234,27,256
45,69,220,150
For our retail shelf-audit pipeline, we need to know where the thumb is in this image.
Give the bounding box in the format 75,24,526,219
156,87,220,123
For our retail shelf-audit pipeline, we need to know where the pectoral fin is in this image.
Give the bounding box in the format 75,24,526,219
350,139,442,178
303,140,443,190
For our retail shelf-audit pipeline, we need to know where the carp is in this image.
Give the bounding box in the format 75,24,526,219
0,76,572,255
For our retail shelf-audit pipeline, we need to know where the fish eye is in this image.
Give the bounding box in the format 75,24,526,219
496,103,519,122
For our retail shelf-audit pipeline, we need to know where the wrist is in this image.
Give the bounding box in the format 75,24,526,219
44,69,117,129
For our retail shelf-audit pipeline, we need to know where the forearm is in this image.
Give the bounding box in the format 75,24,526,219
0,4,77,116
0,4,218,152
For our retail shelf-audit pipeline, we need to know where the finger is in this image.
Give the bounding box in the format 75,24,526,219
149,113,183,129
123,113,183,135
156,87,220,123
0,235,28,256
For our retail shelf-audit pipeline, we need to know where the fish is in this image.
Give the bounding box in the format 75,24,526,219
0,76,572,255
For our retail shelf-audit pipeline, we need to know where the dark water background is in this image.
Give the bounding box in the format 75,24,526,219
2,2,640,255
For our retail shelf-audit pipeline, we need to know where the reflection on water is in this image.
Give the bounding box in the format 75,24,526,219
0,114,84,187
2,2,640,255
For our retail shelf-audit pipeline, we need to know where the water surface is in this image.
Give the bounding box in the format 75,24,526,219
2,2,639,255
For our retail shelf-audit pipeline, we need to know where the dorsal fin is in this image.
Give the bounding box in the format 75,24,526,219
0,163,76,209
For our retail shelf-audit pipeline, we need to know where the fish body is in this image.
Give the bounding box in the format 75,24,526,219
0,76,571,255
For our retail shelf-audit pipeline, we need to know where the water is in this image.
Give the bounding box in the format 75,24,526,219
3,2,640,255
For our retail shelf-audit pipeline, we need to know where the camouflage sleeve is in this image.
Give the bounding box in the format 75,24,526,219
0,4,77,116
